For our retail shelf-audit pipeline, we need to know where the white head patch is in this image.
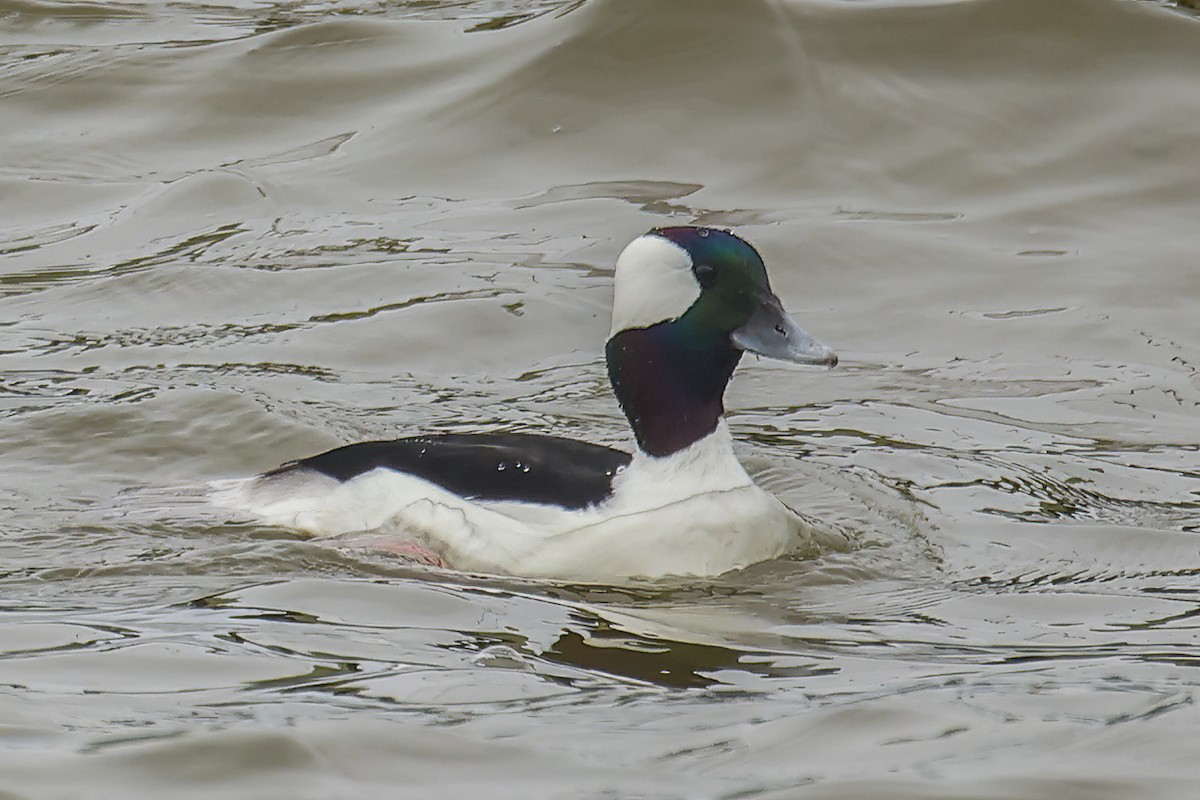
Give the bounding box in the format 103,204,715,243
609,234,701,337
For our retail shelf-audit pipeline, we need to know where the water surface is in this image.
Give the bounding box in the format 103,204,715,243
3,0,1200,797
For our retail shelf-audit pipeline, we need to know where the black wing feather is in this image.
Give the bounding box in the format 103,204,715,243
270,433,632,510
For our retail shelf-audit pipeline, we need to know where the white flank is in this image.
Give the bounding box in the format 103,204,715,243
212,423,837,581
609,234,700,336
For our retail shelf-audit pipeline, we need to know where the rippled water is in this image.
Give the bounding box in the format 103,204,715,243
4,0,1200,796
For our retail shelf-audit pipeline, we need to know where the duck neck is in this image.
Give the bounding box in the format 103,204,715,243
605,320,742,458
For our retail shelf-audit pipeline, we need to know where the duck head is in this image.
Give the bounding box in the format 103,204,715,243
605,226,836,457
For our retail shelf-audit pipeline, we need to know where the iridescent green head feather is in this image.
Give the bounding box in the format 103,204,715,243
605,226,835,457
656,226,771,337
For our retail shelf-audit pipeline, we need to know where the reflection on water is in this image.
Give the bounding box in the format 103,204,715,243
544,609,839,690
4,0,1200,796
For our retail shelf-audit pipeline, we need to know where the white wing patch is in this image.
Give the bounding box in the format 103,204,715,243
609,234,700,336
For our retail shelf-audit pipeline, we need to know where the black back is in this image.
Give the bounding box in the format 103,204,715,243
271,433,632,510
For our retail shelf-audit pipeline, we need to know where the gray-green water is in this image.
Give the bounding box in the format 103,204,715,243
3,0,1200,796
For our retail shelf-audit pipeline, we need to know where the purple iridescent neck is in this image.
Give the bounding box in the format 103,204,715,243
605,319,742,458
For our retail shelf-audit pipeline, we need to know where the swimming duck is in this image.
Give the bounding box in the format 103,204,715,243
218,226,838,580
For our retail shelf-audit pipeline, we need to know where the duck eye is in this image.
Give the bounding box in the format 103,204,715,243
693,263,717,288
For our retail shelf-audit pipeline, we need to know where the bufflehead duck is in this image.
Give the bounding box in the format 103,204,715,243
218,227,838,580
